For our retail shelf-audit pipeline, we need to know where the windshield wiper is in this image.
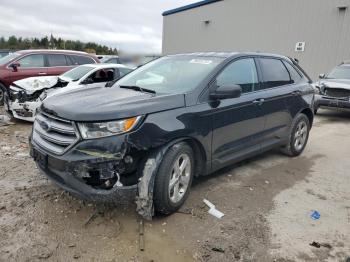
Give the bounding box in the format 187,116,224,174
119,85,156,94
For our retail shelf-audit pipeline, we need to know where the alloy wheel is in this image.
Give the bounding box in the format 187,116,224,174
294,120,308,151
168,153,191,204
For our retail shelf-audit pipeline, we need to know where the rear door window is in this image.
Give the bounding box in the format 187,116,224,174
216,58,258,93
259,58,292,89
47,54,68,67
18,54,45,68
70,55,95,65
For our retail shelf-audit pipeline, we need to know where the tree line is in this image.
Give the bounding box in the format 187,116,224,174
0,35,118,55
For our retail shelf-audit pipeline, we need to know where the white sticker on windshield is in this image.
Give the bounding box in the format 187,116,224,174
190,59,213,65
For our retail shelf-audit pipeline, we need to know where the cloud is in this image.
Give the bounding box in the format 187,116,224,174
0,0,198,54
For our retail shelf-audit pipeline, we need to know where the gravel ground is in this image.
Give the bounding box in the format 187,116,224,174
0,106,349,262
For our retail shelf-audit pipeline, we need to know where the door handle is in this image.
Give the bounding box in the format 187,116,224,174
253,98,265,105
38,72,47,75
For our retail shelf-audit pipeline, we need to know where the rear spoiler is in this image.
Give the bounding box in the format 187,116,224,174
288,57,312,83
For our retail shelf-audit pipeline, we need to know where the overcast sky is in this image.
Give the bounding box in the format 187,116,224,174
0,0,198,54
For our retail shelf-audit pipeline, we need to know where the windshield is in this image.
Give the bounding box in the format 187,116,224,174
115,56,224,94
0,52,20,65
326,66,350,80
61,65,93,81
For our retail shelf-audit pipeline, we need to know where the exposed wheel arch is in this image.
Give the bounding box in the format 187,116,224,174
181,138,207,177
300,107,314,127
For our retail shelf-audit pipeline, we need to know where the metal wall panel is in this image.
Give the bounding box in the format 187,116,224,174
162,0,350,79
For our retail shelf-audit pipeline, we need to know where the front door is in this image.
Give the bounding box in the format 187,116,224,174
10,54,47,83
211,58,265,171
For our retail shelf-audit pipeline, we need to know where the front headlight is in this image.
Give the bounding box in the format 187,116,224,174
78,116,142,139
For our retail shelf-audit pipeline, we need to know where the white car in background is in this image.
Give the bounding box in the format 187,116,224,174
5,64,133,122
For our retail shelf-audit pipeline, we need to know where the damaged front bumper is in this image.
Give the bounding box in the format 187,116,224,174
5,85,42,122
315,94,350,111
30,139,139,203
7,98,40,122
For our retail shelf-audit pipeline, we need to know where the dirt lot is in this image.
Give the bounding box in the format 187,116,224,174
0,106,349,262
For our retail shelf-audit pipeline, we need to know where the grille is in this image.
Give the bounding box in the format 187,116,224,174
33,112,79,154
325,88,350,98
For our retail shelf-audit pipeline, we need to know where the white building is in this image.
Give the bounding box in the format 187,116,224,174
162,0,350,79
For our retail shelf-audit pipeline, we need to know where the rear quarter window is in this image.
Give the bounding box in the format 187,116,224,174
69,55,95,65
283,61,302,84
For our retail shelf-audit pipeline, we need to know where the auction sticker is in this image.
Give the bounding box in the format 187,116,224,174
190,59,212,65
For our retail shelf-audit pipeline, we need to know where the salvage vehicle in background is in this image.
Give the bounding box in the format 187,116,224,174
29,52,314,219
314,61,350,113
0,49,12,58
5,64,133,122
98,55,121,64
0,49,99,105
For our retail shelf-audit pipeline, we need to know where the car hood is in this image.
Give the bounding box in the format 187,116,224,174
41,86,186,121
13,76,71,94
317,79,350,90
45,82,96,98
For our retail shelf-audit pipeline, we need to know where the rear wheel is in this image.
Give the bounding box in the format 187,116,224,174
281,113,310,157
154,142,194,215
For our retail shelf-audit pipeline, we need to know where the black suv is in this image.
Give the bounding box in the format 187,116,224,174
30,52,314,219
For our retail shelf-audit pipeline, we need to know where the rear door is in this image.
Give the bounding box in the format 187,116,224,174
10,54,47,82
211,57,265,170
255,57,296,149
46,54,73,76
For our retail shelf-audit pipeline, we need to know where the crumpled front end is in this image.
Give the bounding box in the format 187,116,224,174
5,85,44,122
30,111,159,218
315,87,350,111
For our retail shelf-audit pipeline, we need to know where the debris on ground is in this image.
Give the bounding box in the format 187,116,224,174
309,241,332,249
139,218,145,251
310,210,321,220
0,114,13,127
203,199,225,219
83,207,103,227
211,247,225,253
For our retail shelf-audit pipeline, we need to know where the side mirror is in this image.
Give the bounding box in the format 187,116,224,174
210,84,242,100
81,77,94,85
319,73,325,79
105,81,114,87
10,62,20,72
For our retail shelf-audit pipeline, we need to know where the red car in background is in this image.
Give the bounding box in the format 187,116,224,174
0,49,99,104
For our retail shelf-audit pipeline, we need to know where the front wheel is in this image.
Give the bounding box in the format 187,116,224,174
281,113,310,157
154,142,194,215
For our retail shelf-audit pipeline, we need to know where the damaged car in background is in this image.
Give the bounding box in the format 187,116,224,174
314,61,350,114
5,64,133,122
29,52,314,219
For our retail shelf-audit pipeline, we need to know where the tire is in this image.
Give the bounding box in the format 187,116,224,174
0,83,6,106
154,142,194,215
280,113,310,157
